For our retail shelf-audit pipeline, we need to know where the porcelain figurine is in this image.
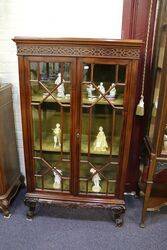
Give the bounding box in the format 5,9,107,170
86,84,95,99
109,83,116,98
90,168,101,192
55,73,65,98
52,123,61,148
94,126,108,152
97,82,105,97
164,134,167,151
53,168,62,189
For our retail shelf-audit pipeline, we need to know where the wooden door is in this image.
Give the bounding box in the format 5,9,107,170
25,57,77,194
76,58,133,198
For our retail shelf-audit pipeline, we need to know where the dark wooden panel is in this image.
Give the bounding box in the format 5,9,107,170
0,84,22,217
122,0,158,192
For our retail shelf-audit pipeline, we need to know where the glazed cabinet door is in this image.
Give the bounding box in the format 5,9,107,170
26,57,76,194
77,58,131,197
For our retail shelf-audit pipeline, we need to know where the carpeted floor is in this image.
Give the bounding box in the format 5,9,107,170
0,188,167,250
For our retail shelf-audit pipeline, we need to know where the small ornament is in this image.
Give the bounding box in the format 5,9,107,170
164,134,167,151
90,168,101,192
152,99,158,117
65,94,70,99
97,82,105,97
94,126,108,152
136,95,144,116
53,168,62,189
109,83,116,98
86,84,95,99
52,123,61,148
55,73,65,98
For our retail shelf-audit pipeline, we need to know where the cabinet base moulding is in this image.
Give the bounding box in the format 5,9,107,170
25,193,125,227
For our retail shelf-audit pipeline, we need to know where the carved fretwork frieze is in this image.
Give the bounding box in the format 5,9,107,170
17,45,140,59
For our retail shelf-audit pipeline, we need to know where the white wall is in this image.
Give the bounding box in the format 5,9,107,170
0,0,123,175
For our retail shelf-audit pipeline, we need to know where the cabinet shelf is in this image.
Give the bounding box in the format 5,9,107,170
34,135,120,156
31,94,123,107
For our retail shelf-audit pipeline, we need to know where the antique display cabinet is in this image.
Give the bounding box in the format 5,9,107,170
13,37,142,226
0,84,23,218
139,1,167,227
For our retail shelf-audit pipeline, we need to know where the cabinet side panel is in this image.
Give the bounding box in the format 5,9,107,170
18,57,34,192
118,60,139,197
0,85,20,195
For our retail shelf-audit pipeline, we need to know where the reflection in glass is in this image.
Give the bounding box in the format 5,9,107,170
83,64,91,82
93,64,116,83
118,65,126,82
30,62,38,80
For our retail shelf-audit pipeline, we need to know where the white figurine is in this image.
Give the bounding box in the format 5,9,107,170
55,73,65,98
53,168,62,189
86,84,95,99
110,83,116,98
164,134,167,151
52,123,61,148
97,82,105,97
94,126,108,152
90,168,101,192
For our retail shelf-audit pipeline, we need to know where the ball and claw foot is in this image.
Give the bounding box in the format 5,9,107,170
0,204,11,219
139,223,145,228
111,206,125,227
115,218,123,227
25,198,36,221
26,210,34,221
26,205,36,221
4,211,11,219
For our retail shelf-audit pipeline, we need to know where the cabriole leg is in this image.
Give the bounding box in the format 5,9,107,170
0,202,11,218
24,198,36,220
111,206,125,227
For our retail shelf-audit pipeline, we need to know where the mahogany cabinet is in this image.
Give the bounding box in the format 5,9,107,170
139,1,167,227
0,84,23,218
13,37,142,226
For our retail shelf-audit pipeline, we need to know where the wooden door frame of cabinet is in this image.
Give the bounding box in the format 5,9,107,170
18,56,34,192
121,0,158,192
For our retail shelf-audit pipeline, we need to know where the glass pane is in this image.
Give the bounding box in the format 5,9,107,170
30,62,71,103
82,81,124,106
30,61,72,192
30,62,38,80
80,63,125,196
155,161,167,174
149,72,161,141
79,161,117,194
93,64,116,82
34,152,70,191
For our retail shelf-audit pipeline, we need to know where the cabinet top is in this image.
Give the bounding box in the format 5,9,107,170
13,37,143,59
13,37,143,46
